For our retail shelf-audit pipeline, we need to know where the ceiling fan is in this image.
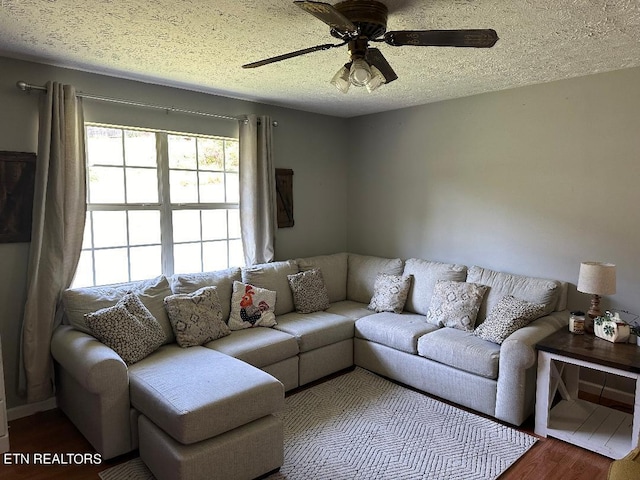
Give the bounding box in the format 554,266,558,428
242,0,499,93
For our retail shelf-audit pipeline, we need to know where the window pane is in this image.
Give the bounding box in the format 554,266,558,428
173,242,202,273
225,173,239,203
130,245,162,280
203,241,228,271
229,239,244,267
198,138,224,171
228,209,241,238
126,167,158,203
170,170,198,203
199,172,225,203
124,130,156,167
202,210,227,240
173,210,201,243
92,211,127,248
168,135,197,169
225,141,239,172
86,126,123,166
94,248,129,285
73,250,94,287
88,166,125,203
129,210,161,245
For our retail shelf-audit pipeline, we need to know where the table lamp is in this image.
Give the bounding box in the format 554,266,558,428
577,262,616,322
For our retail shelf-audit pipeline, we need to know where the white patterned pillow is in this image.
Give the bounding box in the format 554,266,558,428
426,280,488,331
474,295,545,344
368,274,412,314
163,286,231,348
228,281,277,330
85,293,166,365
287,269,330,314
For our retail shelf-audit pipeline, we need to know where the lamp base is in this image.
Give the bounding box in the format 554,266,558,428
585,294,602,333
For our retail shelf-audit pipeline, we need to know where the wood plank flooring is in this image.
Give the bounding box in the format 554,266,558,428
2,392,619,479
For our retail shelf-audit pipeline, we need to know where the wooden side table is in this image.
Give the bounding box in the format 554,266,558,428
535,329,640,459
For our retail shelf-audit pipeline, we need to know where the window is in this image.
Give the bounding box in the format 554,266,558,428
73,124,243,287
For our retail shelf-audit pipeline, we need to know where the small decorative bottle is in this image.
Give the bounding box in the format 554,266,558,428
569,311,585,335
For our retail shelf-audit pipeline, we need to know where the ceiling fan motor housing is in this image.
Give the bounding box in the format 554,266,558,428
331,0,388,40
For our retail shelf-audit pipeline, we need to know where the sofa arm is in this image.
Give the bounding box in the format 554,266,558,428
494,311,569,425
51,325,128,394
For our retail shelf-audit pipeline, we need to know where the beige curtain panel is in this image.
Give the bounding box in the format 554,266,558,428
239,114,276,265
21,81,86,403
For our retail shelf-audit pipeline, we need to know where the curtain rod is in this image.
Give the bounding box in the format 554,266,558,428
16,80,278,125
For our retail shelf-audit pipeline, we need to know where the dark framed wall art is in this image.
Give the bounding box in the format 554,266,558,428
0,151,36,243
275,168,294,228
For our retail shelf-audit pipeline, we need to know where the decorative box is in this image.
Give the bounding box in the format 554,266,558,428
594,313,631,343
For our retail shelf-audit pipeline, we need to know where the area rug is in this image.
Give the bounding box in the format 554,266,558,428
100,367,536,480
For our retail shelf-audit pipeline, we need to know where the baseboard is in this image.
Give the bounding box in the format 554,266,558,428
579,379,635,406
7,397,57,421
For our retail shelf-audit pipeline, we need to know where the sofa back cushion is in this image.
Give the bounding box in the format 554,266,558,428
467,265,562,323
347,254,404,304
296,252,348,303
62,275,175,344
402,259,467,315
242,260,298,315
169,267,241,322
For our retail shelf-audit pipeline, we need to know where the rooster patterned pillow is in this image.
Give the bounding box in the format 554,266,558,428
228,281,277,330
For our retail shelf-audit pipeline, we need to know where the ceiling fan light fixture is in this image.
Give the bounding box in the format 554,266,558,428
348,58,372,87
365,65,386,92
330,64,351,93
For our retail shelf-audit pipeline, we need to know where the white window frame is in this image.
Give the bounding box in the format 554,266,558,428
76,123,241,287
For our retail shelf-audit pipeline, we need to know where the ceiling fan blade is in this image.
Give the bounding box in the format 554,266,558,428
384,29,499,48
242,43,342,69
365,48,398,84
294,1,357,34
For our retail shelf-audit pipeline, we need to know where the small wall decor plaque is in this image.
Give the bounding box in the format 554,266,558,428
276,168,294,228
0,151,36,243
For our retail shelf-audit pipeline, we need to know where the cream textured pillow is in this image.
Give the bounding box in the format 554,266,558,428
164,286,231,347
85,293,166,365
426,280,488,331
474,295,545,344
228,281,277,330
368,273,412,314
287,269,330,314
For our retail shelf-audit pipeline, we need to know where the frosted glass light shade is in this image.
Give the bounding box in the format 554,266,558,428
349,59,372,87
330,65,350,93
577,262,616,295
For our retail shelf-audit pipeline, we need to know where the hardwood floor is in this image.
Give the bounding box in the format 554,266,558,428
2,393,618,479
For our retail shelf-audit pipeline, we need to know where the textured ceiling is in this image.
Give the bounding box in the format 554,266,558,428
1,0,639,118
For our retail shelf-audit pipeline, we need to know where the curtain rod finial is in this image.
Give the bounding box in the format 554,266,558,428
16,81,29,91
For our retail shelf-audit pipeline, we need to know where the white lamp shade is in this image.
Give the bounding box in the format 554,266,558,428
577,262,616,295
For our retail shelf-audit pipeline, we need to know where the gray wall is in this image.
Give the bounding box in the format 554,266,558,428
346,67,640,319
0,56,349,409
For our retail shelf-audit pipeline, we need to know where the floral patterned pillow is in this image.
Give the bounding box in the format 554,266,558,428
163,286,231,348
85,293,166,365
426,280,488,331
287,269,330,314
368,273,412,314
474,295,545,344
228,281,277,330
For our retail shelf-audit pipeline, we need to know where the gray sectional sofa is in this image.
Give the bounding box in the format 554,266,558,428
50,252,569,480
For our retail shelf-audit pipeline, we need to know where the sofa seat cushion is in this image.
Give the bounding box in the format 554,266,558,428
129,345,284,445
417,328,501,379
326,300,374,320
274,312,354,353
355,312,439,354
205,327,299,368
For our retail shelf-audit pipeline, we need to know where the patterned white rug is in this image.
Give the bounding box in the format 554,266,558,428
100,367,536,480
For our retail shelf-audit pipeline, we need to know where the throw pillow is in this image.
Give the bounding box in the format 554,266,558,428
426,280,488,331
368,273,412,314
163,286,231,348
228,281,277,330
287,269,330,314
474,295,545,345
85,293,166,365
